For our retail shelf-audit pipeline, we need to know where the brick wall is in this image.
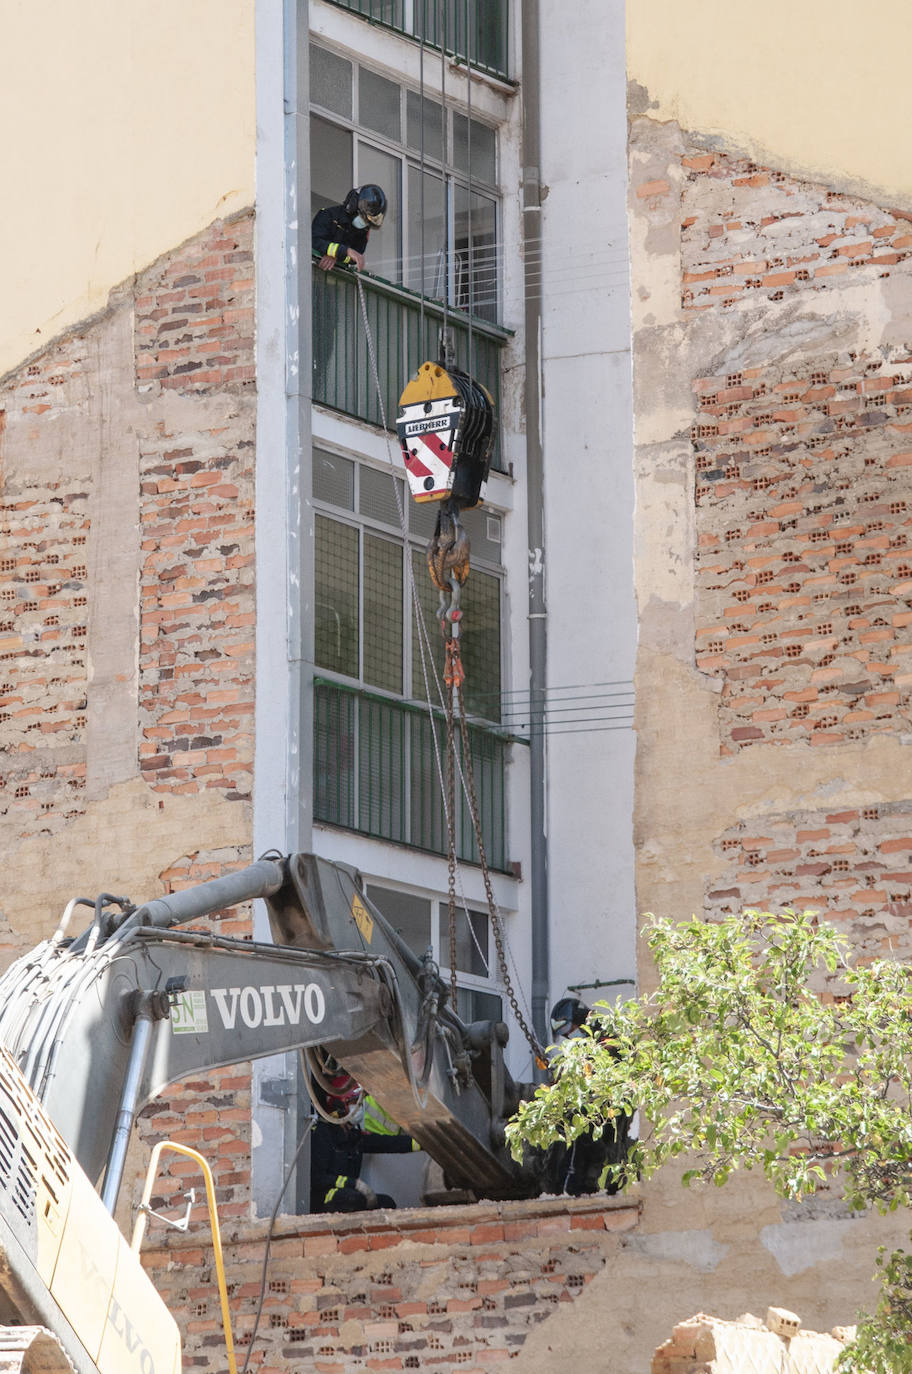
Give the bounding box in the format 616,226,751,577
706,801,912,960
681,151,912,313
0,330,95,839
694,352,912,751
0,213,258,1213
139,1195,640,1373
135,218,255,801
0,212,255,846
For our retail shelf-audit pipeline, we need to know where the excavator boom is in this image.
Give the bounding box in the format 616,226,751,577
0,853,538,1205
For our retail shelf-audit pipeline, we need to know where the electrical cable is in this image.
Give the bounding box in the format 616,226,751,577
239,1117,316,1374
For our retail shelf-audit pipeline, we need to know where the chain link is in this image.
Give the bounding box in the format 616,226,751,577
449,636,546,1064
356,271,543,1064
444,640,459,1015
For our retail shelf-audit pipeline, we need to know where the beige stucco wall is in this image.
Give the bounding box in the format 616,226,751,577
628,0,912,209
0,0,255,378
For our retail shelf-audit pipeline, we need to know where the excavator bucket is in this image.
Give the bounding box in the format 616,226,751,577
397,360,494,509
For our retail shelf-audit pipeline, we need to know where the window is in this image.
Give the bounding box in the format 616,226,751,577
312,447,509,867
313,447,503,722
310,43,500,323
366,882,504,1023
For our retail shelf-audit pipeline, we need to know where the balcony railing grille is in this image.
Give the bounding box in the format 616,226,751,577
314,678,508,870
323,0,510,81
313,260,508,470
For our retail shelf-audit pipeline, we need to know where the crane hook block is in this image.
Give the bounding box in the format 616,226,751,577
397,361,495,509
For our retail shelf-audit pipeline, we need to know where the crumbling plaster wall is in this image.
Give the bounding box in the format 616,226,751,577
0,212,255,947
627,110,912,1366
0,212,257,1223
630,114,912,942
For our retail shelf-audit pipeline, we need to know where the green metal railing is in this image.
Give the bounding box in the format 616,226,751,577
324,0,510,81
312,260,508,470
314,678,508,870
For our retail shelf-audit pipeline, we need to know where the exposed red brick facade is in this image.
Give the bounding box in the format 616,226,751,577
135,221,255,393
707,802,912,961
0,333,95,837
681,151,912,311
141,1196,639,1373
694,354,912,750
136,218,256,800
0,212,259,1240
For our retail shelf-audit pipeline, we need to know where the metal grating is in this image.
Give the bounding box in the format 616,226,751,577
323,0,511,81
314,679,507,869
312,261,508,472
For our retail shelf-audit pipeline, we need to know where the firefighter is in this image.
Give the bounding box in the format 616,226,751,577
312,184,387,399
545,997,631,1197
312,184,387,273
310,1079,417,1213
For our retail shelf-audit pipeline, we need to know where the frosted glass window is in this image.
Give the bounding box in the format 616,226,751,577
310,46,352,118
359,67,401,142
311,117,352,217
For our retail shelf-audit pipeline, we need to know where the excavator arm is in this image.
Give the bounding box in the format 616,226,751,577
0,853,540,1210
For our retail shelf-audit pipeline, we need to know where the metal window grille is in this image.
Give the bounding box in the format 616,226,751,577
323,0,510,81
312,263,507,470
314,679,508,869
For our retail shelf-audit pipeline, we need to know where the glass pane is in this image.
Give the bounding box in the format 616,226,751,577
457,986,503,1023
310,46,352,118
453,114,496,184
366,884,432,955
454,185,497,322
410,545,445,700
357,143,402,282
406,165,446,300
409,551,500,720
439,903,489,977
460,505,502,566
314,516,359,678
376,0,405,23
460,567,501,720
311,116,353,219
313,683,356,828
472,0,508,73
358,693,407,840
363,533,403,692
360,464,405,528
359,67,401,142
406,90,442,164
312,448,354,510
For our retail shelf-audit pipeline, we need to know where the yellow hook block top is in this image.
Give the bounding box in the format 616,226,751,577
397,361,463,503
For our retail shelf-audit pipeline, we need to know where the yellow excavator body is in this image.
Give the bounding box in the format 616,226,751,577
0,1047,181,1374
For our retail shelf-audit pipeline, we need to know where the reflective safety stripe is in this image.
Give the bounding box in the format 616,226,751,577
363,1096,400,1136
327,242,346,261
324,1172,350,1203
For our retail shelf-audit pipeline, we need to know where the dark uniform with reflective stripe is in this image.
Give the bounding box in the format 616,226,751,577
311,1116,416,1213
311,202,370,267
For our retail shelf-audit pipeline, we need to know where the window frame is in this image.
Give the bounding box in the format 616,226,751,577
309,41,501,323
312,451,504,725
364,878,506,1017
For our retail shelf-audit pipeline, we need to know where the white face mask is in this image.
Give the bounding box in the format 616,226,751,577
353,214,367,229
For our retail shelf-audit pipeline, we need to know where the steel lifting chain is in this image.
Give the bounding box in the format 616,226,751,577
444,631,462,1015
445,624,546,1066
356,273,544,1066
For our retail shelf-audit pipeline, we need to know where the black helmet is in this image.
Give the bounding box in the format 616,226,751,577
355,184,387,226
550,997,589,1038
